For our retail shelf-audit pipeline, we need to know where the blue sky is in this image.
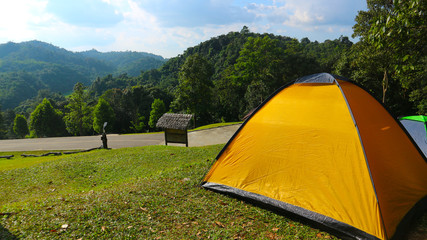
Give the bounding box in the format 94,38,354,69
0,0,367,58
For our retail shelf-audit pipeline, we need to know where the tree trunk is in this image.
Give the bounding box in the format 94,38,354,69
382,69,388,104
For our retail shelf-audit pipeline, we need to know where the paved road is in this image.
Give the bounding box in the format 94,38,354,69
0,124,241,152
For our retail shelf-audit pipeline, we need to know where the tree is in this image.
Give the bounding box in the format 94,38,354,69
244,81,270,112
93,98,115,134
148,99,167,129
173,54,214,126
335,42,412,115
215,66,246,121
231,36,286,113
0,106,7,139
63,82,93,136
13,114,29,138
368,0,426,114
368,0,426,74
29,98,66,137
130,114,146,133
100,89,130,133
3,109,16,139
13,89,67,119
353,0,426,114
123,85,154,132
234,36,285,90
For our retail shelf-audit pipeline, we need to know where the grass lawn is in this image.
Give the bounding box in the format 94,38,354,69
123,122,242,135
189,122,242,131
0,146,426,239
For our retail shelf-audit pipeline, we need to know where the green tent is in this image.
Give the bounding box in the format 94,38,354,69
399,115,427,157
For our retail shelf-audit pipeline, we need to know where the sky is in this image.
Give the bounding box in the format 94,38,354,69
0,0,367,58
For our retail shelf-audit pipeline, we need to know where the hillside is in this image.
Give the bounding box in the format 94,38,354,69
85,29,355,130
137,30,353,90
0,40,166,109
79,49,166,76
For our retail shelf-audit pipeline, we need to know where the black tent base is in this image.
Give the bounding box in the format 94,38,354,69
202,182,427,240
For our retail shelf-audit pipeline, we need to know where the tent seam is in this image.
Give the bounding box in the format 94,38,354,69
347,82,426,162
334,79,389,240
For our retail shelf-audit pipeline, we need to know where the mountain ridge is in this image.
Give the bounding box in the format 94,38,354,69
0,40,166,109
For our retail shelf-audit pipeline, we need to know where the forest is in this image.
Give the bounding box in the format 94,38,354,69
0,0,425,139
0,40,166,110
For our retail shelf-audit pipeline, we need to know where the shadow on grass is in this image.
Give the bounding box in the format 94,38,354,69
0,224,18,240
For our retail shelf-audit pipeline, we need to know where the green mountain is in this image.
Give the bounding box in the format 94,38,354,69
90,28,354,123
0,40,166,109
79,49,166,76
137,29,353,90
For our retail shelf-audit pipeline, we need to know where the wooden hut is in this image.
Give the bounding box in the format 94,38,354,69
156,113,193,147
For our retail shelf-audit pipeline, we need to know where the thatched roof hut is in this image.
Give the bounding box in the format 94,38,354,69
156,113,193,130
156,113,193,147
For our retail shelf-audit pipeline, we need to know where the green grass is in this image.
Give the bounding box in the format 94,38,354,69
0,151,66,171
0,146,425,239
122,121,242,135
122,131,162,135
190,122,242,131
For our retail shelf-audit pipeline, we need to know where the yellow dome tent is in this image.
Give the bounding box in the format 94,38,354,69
202,73,427,240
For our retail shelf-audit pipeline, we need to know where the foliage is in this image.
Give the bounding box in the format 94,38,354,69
98,89,128,133
93,82,172,134
138,69,162,86
173,54,214,126
2,109,16,139
29,98,66,137
214,66,246,121
93,98,115,134
369,0,426,114
12,114,29,138
0,28,358,138
63,83,93,136
0,41,165,110
154,27,352,121
244,81,270,112
233,36,285,88
301,36,353,73
123,86,155,132
0,71,40,110
14,89,67,117
0,106,6,139
148,99,167,129
80,49,166,77
130,114,146,133
89,74,137,97
231,36,286,112
350,0,426,115
368,0,426,74
3,23,425,136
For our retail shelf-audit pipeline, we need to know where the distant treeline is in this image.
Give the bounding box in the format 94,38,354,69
0,0,425,139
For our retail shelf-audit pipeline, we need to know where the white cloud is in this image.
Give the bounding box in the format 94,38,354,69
0,1,50,42
132,0,255,28
248,0,363,28
0,0,367,58
88,1,246,57
45,0,123,28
